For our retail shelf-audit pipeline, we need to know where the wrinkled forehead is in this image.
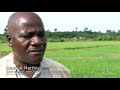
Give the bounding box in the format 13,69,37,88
17,16,44,28
17,25,45,35
8,14,44,34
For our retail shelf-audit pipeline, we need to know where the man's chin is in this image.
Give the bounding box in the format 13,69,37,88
25,52,44,64
26,55,43,64
30,57,43,64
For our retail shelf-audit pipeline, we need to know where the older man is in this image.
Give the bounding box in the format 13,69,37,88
0,12,70,78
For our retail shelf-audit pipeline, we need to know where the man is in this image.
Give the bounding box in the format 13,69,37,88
0,12,70,78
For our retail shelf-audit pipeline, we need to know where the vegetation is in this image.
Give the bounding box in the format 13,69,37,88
1,41,120,78
1,27,120,43
1,27,120,78
46,27,120,42
45,41,120,78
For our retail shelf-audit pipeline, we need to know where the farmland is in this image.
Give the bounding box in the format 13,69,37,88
1,41,120,78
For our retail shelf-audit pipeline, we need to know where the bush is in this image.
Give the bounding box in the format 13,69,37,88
48,38,64,42
0,35,6,43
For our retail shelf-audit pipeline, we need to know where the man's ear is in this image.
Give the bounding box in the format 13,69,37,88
6,34,12,47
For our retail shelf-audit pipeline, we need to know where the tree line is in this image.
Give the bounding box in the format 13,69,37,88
45,27,120,42
1,27,120,42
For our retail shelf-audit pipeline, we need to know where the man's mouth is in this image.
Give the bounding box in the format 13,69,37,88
30,50,43,52
29,49,44,55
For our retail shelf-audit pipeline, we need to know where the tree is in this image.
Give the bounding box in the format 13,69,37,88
118,30,120,33
106,30,112,34
83,27,88,32
54,28,57,32
46,29,51,32
75,27,78,31
3,25,7,36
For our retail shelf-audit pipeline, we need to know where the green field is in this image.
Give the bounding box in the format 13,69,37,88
1,41,120,78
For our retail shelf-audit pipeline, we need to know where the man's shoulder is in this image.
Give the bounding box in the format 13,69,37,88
42,58,70,78
0,53,15,78
42,58,68,69
43,58,70,78
0,53,13,65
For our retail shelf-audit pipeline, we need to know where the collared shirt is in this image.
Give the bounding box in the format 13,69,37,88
0,53,70,78
15,63,52,78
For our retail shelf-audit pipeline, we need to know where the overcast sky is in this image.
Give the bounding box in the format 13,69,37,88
0,12,120,34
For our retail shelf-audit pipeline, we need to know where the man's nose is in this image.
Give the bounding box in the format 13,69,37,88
30,36,43,46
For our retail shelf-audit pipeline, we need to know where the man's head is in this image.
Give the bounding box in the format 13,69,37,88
7,12,47,64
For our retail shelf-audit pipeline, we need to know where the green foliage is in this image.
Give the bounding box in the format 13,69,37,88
0,34,6,43
3,26,7,36
0,26,7,43
45,29,120,42
1,26,120,43
48,38,64,42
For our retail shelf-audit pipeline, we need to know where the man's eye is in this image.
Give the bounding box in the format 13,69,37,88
38,32,45,37
22,35,32,39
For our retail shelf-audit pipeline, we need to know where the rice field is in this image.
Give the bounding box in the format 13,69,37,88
1,41,120,78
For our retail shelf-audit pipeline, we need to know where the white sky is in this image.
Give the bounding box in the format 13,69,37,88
0,12,120,34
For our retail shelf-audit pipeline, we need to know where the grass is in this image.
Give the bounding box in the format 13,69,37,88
1,41,120,78
0,43,12,57
54,58,120,78
45,41,120,78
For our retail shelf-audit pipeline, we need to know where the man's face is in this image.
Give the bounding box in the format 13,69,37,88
9,17,47,64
